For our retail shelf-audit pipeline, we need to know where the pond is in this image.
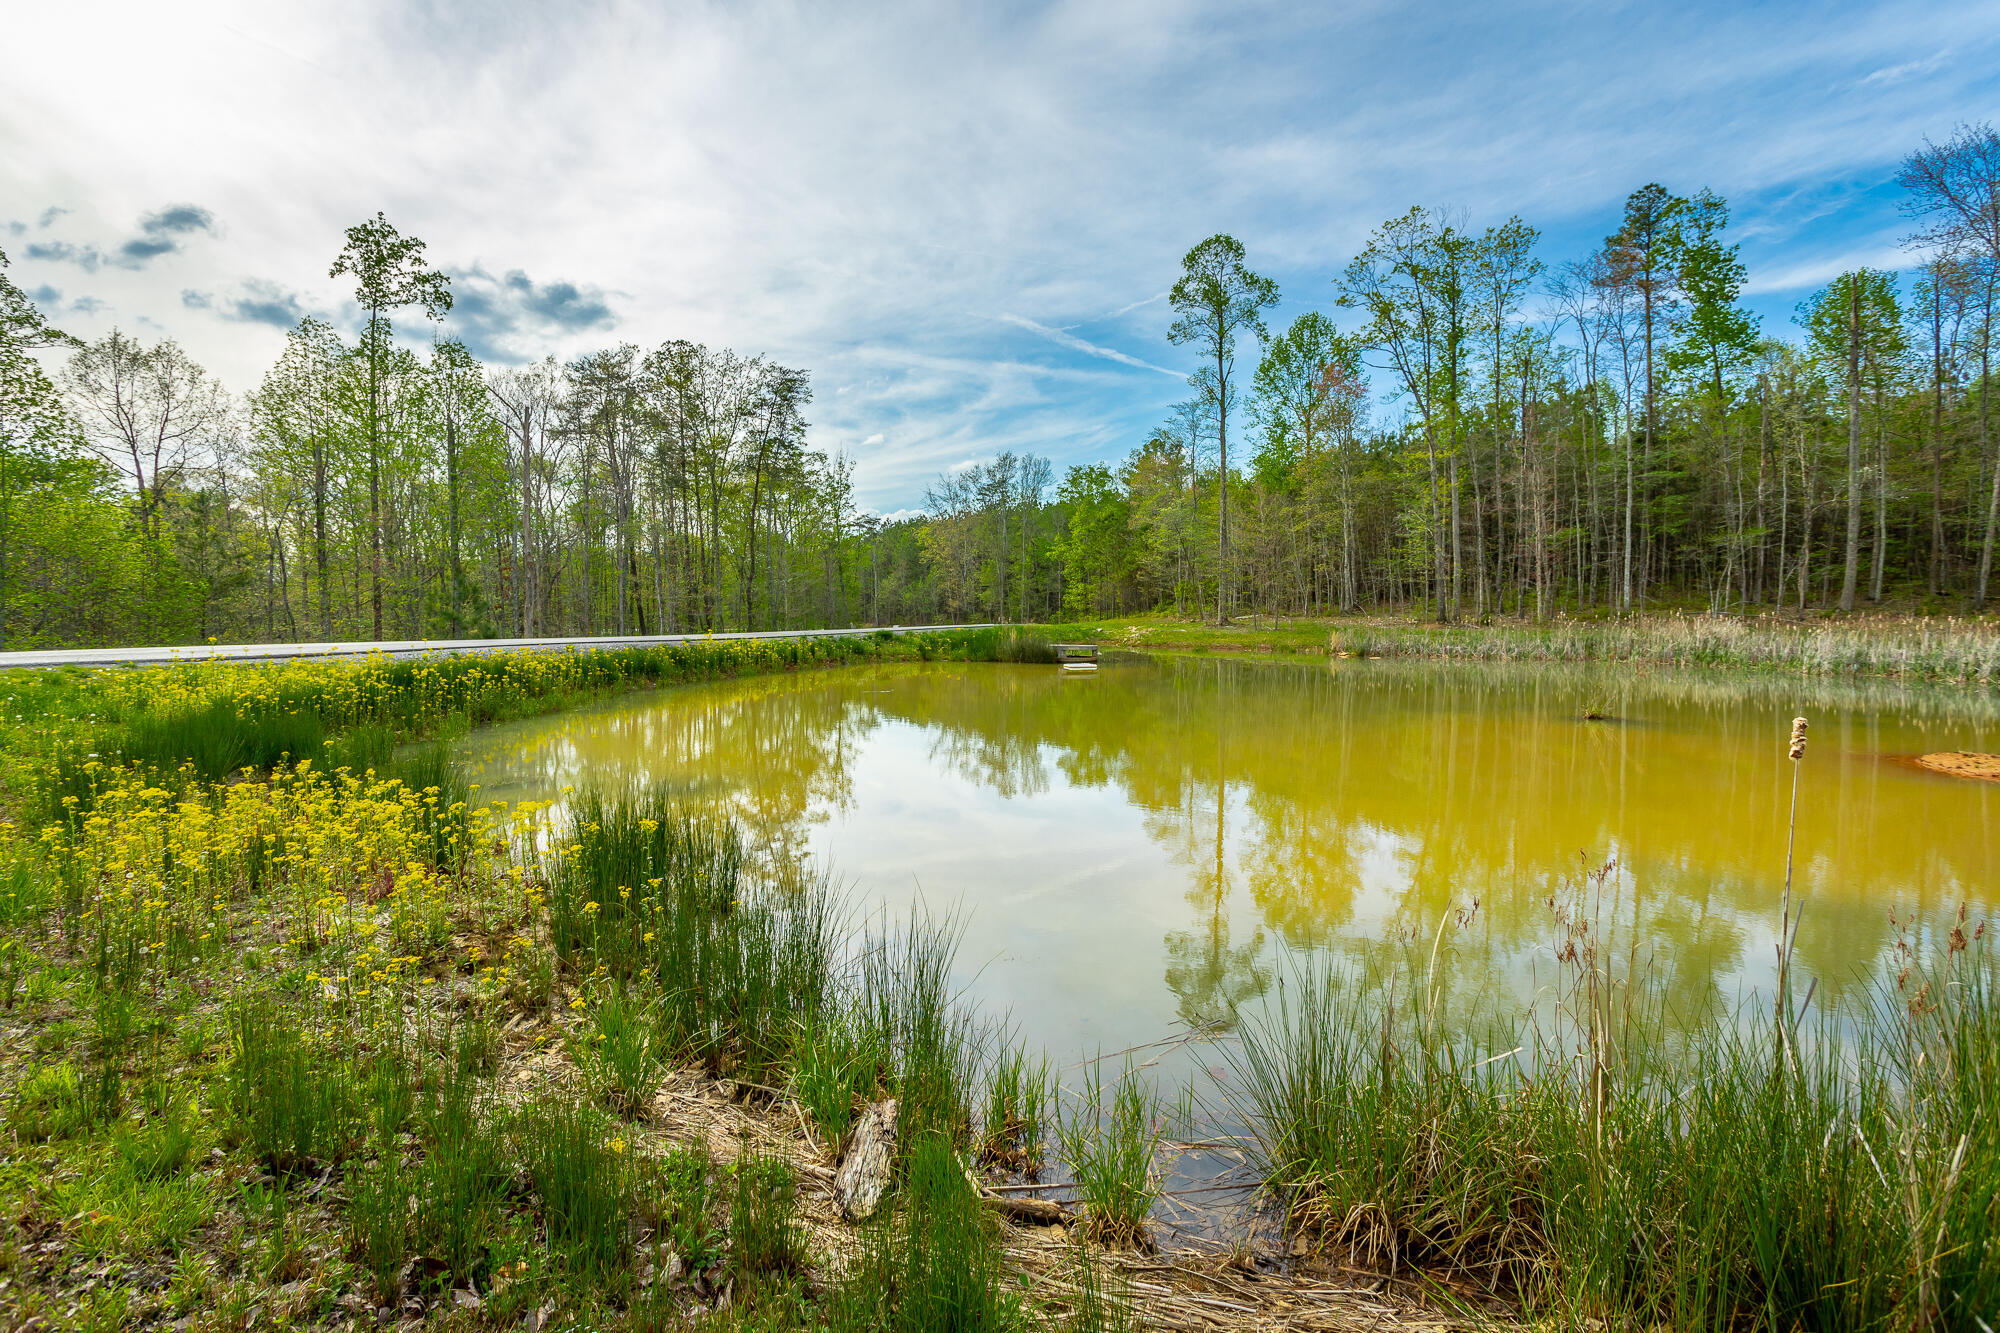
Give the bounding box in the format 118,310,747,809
455,653,2000,1083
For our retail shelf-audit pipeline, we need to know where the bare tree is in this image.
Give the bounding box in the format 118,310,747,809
488,358,561,636
64,330,229,533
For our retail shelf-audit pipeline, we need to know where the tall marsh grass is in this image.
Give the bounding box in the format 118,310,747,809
551,789,840,1083
1342,613,2000,686
1231,936,2000,1328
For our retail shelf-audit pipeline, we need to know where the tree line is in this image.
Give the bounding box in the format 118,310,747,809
1,124,1997,648
1047,124,2000,624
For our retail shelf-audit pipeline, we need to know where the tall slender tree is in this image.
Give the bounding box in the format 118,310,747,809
1168,234,1278,623
330,213,451,639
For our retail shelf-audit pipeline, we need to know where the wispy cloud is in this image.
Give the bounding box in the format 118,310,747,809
1859,50,1950,88
5,1,1998,508
1742,244,1914,297
997,314,1181,377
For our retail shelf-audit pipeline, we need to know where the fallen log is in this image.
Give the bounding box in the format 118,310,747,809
832,1098,898,1221
981,1190,1070,1226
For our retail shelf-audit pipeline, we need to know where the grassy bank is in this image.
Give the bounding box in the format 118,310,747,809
1,628,1030,822
0,633,1186,1333
1232,933,1998,1328
0,638,1992,1330
1054,612,2000,686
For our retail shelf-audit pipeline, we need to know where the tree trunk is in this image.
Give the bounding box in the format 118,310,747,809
1840,282,1862,612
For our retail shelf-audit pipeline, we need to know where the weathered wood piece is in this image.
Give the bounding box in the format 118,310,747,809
980,1190,1070,1226
832,1097,899,1221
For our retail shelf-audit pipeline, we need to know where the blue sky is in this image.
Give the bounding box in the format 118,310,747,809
5,0,1997,514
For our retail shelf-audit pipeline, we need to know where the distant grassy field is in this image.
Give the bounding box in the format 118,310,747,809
1045,611,2000,686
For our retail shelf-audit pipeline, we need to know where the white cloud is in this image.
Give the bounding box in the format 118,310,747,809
997,314,1182,377
5,0,1998,508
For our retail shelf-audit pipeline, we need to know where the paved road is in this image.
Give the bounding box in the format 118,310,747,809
0,625,1000,671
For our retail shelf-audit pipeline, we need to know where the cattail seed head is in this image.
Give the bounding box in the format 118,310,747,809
1788,716,1809,761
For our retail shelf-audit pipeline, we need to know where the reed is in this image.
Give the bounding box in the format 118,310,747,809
857,911,978,1143
1057,1061,1161,1247
1336,613,2000,686
550,789,841,1083
978,1043,1051,1176
1231,926,2000,1327
827,1131,1026,1332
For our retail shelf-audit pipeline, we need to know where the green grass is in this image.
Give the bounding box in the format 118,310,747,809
829,1131,1027,1332
1057,1062,1161,1247
791,1000,885,1142
1050,611,2000,686
122,697,326,781
225,994,357,1173
391,738,473,874
1229,941,2000,1329
729,1154,803,1279
514,1093,637,1285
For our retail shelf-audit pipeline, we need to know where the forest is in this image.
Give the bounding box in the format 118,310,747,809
2,124,1997,649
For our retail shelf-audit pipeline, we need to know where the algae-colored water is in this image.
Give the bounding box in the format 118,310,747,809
455,654,1999,1066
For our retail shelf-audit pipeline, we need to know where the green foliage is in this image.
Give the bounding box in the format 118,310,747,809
346,1153,409,1302
113,1103,200,1181
1057,1063,1161,1246
860,913,976,1144
225,996,356,1172
514,1093,634,1282
729,1154,802,1278
413,1047,510,1286
123,697,325,781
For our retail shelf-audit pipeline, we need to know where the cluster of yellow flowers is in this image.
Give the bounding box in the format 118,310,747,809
14,756,523,1001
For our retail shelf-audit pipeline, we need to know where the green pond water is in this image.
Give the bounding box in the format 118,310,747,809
454,654,2000,1083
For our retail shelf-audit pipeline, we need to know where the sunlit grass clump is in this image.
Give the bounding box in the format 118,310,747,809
1232,928,2000,1328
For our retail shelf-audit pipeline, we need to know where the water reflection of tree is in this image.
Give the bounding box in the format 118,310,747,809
868,654,1994,1019
463,671,883,867
1157,731,1270,1028
470,655,1998,1024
